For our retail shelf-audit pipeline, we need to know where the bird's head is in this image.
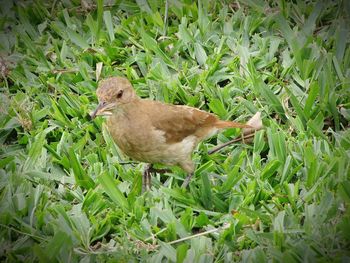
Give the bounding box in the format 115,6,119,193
90,77,137,119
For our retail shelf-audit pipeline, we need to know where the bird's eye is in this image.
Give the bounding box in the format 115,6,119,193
116,90,123,99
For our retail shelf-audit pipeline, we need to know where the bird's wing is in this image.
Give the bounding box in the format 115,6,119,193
144,101,219,143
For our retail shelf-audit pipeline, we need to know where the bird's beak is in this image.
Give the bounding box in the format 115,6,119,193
90,101,110,119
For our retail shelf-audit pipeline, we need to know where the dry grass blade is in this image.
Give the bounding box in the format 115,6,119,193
154,223,231,248
96,62,103,81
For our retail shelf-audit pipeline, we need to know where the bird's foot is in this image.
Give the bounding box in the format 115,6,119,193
142,164,172,193
148,167,171,174
181,173,194,188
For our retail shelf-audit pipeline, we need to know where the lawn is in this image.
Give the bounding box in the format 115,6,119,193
0,0,350,262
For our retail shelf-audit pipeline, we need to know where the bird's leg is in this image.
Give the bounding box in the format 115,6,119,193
142,163,153,193
181,173,194,188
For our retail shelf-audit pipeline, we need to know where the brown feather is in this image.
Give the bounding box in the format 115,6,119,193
150,104,218,143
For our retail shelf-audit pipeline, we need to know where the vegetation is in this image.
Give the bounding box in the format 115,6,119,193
0,0,349,262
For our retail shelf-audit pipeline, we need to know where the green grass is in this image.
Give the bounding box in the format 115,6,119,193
1,0,350,262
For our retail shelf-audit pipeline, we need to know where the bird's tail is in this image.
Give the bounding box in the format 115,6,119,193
215,120,251,129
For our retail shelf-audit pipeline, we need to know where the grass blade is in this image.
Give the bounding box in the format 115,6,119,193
103,11,115,42
97,171,129,212
68,148,95,189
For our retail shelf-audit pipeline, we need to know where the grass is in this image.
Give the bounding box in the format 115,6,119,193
0,0,350,262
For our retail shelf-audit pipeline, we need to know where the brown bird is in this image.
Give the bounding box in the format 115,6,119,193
91,77,250,191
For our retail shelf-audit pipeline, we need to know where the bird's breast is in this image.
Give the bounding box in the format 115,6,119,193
106,114,164,159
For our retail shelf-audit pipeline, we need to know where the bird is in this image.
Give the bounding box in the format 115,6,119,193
91,77,250,191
